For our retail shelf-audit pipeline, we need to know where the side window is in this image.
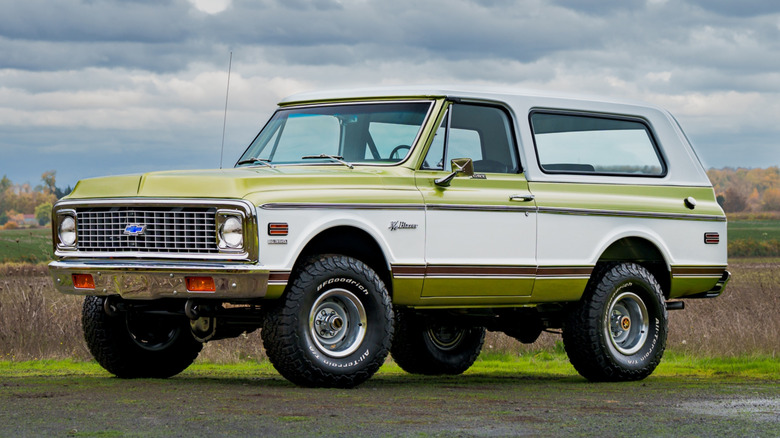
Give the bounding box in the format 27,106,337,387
422,103,519,173
447,129,482,163
530,112,665,176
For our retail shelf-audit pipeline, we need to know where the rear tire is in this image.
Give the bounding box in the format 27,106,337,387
391,310,485,375
563,263,667,381
82,296,202,378
261,255,393,388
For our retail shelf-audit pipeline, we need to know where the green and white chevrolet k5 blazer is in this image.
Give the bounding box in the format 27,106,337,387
49,86,729,387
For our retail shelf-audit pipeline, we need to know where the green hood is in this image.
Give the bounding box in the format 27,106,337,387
66,166,418,204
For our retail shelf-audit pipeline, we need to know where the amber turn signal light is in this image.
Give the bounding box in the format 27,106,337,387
72,274,95,289
186,276,216,292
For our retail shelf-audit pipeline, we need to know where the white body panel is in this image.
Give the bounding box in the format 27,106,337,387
255,206,426,271
424,210,536,266
536,213,727,268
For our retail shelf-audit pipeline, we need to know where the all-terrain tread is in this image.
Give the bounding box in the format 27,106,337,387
391,309,485,375
562,262,668,382
82,296,202,379
261,254,393,388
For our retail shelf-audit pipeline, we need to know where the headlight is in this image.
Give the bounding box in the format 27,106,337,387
59,214,77,247
218,215,244,249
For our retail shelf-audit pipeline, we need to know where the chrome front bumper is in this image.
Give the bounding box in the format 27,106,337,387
49,260,270,300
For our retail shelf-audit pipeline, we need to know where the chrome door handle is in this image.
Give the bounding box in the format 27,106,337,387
509,194,535,202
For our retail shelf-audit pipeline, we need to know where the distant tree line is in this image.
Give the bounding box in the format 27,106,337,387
707,167,780,213
0,171,72,229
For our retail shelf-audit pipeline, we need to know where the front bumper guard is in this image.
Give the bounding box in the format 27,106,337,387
49,260,270,300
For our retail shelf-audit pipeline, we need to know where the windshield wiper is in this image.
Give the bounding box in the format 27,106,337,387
301,154,354,169
236,157,274,168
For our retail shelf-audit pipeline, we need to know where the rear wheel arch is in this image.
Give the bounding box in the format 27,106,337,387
597,236,671,298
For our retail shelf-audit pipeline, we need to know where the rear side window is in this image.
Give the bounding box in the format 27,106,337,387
530,112,666,176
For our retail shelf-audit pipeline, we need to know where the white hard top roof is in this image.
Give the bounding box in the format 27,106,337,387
280,85,662,111
279,85,710,187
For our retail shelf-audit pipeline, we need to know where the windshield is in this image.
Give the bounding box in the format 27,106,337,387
236,102,432,167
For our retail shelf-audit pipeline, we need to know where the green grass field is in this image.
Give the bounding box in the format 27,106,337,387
0,228,52,263
1,351,778,380
728,219,780,241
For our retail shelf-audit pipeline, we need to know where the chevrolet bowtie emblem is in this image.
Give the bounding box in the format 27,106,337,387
124,224,147,236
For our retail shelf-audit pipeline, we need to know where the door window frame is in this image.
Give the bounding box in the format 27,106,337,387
421,101,523,174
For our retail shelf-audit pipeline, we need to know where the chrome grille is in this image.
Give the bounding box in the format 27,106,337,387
76,207,218,254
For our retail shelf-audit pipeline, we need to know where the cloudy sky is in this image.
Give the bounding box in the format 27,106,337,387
2,0,779,189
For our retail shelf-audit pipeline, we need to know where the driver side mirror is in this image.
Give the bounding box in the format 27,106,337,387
434,158,474,187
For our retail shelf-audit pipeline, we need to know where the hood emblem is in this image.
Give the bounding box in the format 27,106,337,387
124,224,147,236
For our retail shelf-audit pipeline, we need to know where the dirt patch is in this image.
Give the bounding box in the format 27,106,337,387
679,397,780,423
1,371,778,437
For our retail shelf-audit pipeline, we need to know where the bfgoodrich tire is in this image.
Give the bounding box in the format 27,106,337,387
261,255,394,388
391,309,485,375
563,263,668,382
82,296,202,378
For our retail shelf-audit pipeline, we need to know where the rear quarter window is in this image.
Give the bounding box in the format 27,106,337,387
530,112,666,177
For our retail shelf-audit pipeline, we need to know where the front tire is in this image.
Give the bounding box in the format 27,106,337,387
82,296,202,378
391,310,485,375
261,255,393,388
563,263,668,381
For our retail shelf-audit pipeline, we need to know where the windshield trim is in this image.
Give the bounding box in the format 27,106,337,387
234,100,436,169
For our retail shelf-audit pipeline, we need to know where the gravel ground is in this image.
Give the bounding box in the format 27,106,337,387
1,371,778,437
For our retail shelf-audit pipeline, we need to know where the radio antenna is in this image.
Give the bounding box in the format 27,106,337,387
219,51,233,169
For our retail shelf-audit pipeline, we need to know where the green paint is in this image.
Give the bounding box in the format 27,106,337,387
420,278,535,298
669,277,721,298
529,182,724,218
530,278,589,302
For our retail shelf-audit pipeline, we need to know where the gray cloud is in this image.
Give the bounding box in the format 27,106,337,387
2,0,780,187
686,0,780,17
551,0,647,14
1,0,190,43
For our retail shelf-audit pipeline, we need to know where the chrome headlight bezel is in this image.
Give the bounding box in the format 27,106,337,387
216,210,245,252
56,209,78,250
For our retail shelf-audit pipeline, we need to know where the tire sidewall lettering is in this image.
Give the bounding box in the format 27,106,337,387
638,318,660,363
316,277,369,295
307,344,371,369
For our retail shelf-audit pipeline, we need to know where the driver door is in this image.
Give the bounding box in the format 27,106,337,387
416,103,537,300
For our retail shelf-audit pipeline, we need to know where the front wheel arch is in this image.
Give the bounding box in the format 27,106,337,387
292,226,393,296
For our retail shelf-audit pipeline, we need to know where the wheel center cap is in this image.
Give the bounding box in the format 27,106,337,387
620,316,631,330
327,314,344,331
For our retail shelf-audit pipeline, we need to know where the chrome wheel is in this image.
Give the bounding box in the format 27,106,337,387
309,288,367,358
605,291,649,356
